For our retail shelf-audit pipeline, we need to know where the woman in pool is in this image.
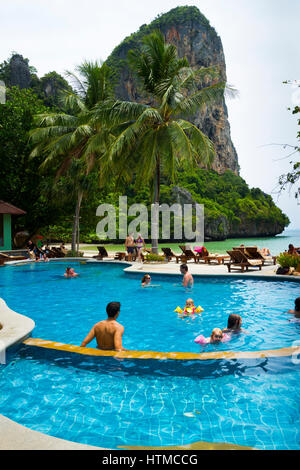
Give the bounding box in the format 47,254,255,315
64,267,79,278
141,274,160,288
195,328,230,345
223,314,243,333
287,297,300,318
141,274,151,287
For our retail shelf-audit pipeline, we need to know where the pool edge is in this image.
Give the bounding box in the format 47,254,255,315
22,337,300,361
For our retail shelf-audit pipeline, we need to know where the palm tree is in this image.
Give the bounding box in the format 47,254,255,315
92,31,234,252
29,61,115,251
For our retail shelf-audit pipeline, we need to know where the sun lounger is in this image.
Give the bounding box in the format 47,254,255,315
51,247,65,258
161,247,184,263
93,246,113,260
245,246,277,265
178,246,199,263
225,250,263,272
204,254,230,265
114,252,126,260
0,252,28,262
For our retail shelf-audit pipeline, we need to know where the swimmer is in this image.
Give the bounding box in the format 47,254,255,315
195,328,230,345
141,274,160,288
174,299,203,318
287,297,300,318
141,274,151,287
64,267,79,278
222,314,243,333
184,298,195,314
180,264,194,288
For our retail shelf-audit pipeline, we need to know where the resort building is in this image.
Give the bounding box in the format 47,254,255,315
0,201,26,251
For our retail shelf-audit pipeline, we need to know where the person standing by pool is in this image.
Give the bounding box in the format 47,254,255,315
125,233,135,261
135,233,146,262
180,264,194,288
80,301,125,351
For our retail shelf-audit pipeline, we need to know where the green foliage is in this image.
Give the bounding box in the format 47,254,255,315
279,81,299,198
66,250,84,257
145,253,165,262
0,87,60,232
277,253,300,269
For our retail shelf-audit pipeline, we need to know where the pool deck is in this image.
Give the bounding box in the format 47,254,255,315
0,255,299,450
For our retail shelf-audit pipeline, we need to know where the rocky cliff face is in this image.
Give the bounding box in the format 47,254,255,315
107,6,239,175
8,54,32,89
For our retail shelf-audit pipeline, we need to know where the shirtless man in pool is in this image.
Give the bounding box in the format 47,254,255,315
180,264,194,288
80,302,126,351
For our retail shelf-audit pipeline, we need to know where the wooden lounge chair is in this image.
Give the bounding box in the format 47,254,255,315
93,246,113,260
204,254,230,265
51,247,65,258
114,251,126,260
245,246,277,265
161,247,184,263
178,246,199,263
0,252,28,262
225,250,263,272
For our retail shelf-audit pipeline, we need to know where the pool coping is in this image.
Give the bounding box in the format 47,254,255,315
23,337,300,361
0,298,35,351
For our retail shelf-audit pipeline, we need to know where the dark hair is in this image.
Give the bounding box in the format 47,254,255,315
180,264,188,271
295,297,300,312
227,314,242,329
141,274,151,283
106,301,121,318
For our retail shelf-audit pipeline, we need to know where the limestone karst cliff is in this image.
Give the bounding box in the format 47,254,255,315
107,6,239,175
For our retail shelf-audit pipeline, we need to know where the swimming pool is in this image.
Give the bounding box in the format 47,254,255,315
1,345,300,449
0,261,299,352
0,261,300,449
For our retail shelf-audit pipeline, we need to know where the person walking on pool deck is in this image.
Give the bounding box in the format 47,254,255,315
80,302,126,351
180,264,194,288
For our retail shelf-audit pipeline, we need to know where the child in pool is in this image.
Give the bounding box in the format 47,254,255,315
195,328,230,345
64,267,78,278
181,299,202,318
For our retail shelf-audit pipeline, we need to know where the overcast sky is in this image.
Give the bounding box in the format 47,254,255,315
1,0,300,228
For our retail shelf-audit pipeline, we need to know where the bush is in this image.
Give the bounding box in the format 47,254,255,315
277,253,300,269
144,253,165,263
66,250,84,257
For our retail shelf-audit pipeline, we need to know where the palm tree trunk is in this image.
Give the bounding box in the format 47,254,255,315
72,190,83,252
151,158,160,254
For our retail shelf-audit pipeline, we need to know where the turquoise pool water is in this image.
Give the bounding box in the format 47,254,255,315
0,261,300,449
0,261,299,352
1,347,300,449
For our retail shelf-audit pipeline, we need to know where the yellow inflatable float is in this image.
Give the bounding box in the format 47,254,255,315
174,305,204,316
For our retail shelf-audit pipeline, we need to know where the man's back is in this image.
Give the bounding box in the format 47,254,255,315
94,319,124,350
81,301,125,351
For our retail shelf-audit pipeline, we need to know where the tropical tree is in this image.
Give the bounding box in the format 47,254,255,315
278,81,300,199
29,61,115,251
92,31,233,252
